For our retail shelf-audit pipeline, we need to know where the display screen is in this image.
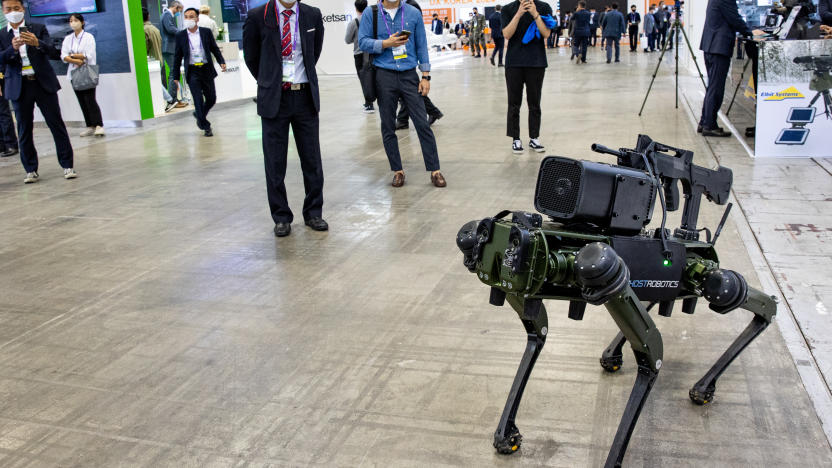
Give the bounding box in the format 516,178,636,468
776,129,809,144
787,108,815,123
222,0,268,23
29,0,98,16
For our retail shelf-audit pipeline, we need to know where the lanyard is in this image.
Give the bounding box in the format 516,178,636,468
188,31,201,52
379,1,405,37
265,0,300,57
71,31,84,54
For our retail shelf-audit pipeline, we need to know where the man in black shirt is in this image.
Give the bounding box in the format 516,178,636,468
501,0,551,154
627,5,640,52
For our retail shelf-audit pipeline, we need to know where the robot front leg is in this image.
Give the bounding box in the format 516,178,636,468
690,270,777,404
492,293,549,455
575,243,664,468
600,303,657,373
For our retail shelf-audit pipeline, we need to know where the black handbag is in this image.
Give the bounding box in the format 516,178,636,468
360,6,379,102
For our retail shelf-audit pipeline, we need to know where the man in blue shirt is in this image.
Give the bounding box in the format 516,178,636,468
358,0,445,188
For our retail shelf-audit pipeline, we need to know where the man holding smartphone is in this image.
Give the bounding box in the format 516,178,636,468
358,0,445,188
501,0,552,154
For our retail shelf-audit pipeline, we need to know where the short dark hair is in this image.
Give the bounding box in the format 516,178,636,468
631,4,637,7
142,7,149,21
578,1,586,7
1,0,24,6
432,13,437,17
69,13,85,24
184,7,199,17
612,3,618,9
354,0,367,12
495,4,501,10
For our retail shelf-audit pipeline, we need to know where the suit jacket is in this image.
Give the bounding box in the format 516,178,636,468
454,23,465,35
572,10,591,37
653,9,669,28
601,10,626,37
489,12,502,38
700,0,751,57
644,13,656,34
431,18,443,35
0,23,61,101
243,0,324,118
172,27,225,82
160,9,178,55
596,12,605,29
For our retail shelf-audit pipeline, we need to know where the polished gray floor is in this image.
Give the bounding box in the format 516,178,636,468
0,46,830,467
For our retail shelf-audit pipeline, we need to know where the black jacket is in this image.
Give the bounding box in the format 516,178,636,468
243,0,324,118
0,23,61,101
700,0,751,57
572,10,591,37
489,12,502,38
172,27,225,82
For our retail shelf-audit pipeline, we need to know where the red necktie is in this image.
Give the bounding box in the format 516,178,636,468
282,9,294,90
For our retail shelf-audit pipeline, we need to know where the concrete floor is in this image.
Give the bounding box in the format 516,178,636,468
0,46,830,467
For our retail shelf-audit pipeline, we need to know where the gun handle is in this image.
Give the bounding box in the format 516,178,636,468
663,178,680,211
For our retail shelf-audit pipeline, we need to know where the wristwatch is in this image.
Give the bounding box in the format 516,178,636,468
421,75,431,81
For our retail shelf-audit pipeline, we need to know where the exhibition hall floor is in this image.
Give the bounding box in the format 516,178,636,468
0,47,830,466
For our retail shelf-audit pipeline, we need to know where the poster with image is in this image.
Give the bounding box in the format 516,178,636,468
755,39,832,158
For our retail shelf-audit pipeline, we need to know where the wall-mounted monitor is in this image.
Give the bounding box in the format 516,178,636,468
29,0,98,17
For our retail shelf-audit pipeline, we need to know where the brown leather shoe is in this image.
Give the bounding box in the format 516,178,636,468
392,171,405,187
431,171,446,188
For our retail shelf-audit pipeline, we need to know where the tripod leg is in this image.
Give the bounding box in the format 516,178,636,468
690,271,777,405
638,37,672,116
678,24,707,89
574,243,664,468
600,302,657,373
493,295,548,455
823,91,832,119
726,59,751,116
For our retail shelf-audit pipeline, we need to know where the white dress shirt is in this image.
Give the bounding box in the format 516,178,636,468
278,1,308,84
187,28,205,64
61,30,97,79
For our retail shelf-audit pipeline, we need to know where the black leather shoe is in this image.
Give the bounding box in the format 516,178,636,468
697,124,724,134
701,127,731,137
428,111,443,126
204,128,213,137
274,223,291,237
1,148,18,157
193,111,204,130
395,121,409,131
305,217,329,231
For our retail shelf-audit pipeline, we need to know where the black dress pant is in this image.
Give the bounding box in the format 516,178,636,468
0,94,17,152
73,87,103,128
700,52,731,130
12,79,73,173
397,94,440,124
629,25,639,51
261,87,324,224
657,25,668,49
590,28,598,46
186,66,217,130
162,52,179,102
505,66,545,140
492,36,505,63
553,27,561,46
353,53,375,106
376,68,440,172
574,35,589,62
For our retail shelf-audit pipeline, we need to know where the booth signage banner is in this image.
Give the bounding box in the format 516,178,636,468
756,39,832,158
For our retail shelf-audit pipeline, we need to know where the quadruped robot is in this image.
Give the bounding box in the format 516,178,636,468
455,135,777,467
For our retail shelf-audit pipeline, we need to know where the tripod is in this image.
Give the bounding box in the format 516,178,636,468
809,89,832,119
638,17,706,116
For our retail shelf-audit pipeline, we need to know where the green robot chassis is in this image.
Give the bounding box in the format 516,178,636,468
455,136,777,467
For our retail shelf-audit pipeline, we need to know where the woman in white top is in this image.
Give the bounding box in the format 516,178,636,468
61,14,104,137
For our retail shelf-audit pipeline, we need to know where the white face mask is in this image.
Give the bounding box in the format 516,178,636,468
184,19,197,29
70,21,83,32
5,11,24,24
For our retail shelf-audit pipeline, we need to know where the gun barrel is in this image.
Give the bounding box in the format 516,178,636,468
591,144,624,158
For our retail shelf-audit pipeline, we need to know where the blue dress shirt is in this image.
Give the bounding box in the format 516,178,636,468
357,1,430,73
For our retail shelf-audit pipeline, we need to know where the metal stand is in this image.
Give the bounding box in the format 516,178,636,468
809,89,832,119
726,58,752,116
639,18,706,116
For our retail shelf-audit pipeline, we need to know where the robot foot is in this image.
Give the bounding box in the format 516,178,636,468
493,426,522,455
600,354,624,373
689,383,716,405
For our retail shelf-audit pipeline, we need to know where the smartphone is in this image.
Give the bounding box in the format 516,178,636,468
398,30,412,39
18,26,28,34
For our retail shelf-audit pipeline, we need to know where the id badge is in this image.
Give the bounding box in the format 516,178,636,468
392,45,407,60
192,51,204,65
21,65,34,76
282,59,295,82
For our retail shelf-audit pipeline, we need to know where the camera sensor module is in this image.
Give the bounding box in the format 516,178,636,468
786,107,816,124
775,128,810,145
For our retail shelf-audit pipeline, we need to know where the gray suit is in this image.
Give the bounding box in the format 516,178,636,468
601,10,625,62
643,12,657,51
160,9,180,103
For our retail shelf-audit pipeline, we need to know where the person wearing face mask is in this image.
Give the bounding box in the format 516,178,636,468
0,0,76,183
172,8,226,136
161,1,187,112
61,14,103,138
643,5,657,52
627,5,640,52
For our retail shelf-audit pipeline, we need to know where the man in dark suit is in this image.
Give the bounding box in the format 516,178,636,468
572,1,591,63
0,0,74,183
698,0,756,137
627,4,640,52
489,4,504,66
172,8,226,136
589,8,599,46
654,2,668,49
820,0,832,26
161,1,185,111
243,0,328,237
